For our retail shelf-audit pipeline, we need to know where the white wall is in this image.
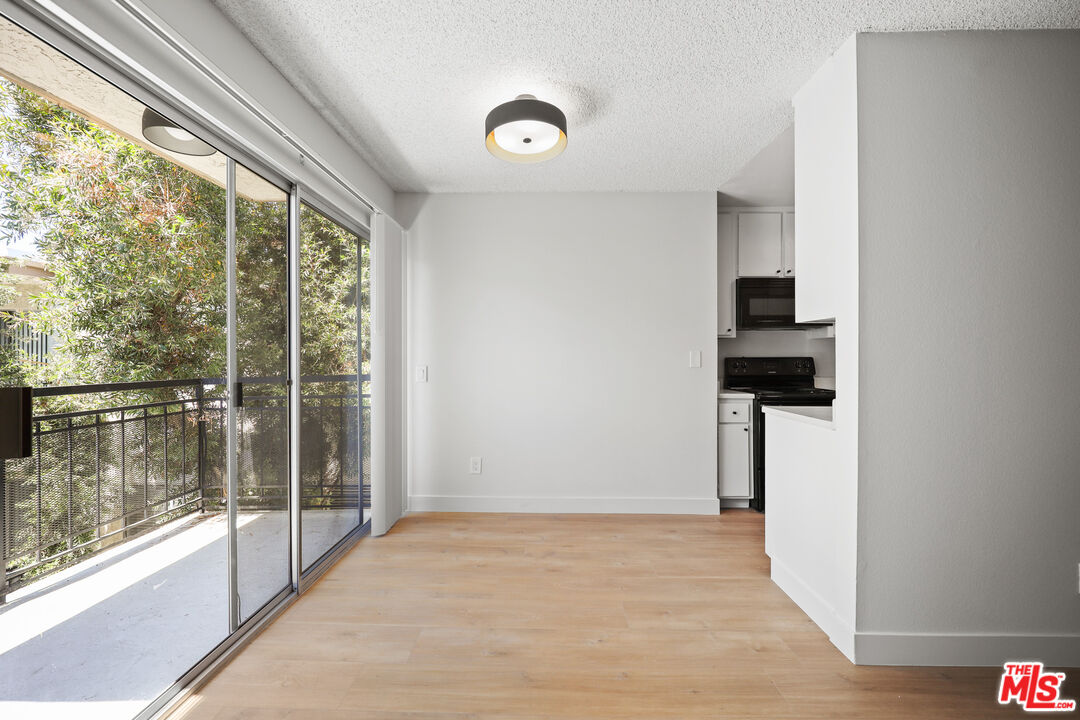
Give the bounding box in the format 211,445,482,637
765,415,852,658
855,31,1080,665
400,192,719,514
371,213,408,536
771,34,860,661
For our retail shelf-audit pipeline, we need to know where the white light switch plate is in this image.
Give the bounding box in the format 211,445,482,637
469,457,482,474
689,351,702,368
415,365,428,382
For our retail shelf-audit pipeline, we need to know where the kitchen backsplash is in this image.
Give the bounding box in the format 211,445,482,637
718,329,836,378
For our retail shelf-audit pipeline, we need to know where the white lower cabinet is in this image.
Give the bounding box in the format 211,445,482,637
718,401,752,499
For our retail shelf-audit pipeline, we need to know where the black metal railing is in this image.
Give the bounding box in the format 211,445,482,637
0,374,370,601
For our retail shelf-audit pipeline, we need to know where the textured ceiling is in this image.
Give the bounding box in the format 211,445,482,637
211,0,1080,193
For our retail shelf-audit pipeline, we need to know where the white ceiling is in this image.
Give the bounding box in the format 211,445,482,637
211,0,1080,193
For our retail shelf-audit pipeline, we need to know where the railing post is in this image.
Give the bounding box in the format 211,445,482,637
120,409,126,525
181,402,187,499
319,398,325,502
163,406,169,506
1,459,8,605
196,384,205,512
67,417,73,548
35,420,41,562
95,415,101,531
339,398,345,492
143,411,149,519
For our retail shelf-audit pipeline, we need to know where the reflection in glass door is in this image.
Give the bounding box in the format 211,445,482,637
0,23,231,716
298,202,368,571
232,164,291,624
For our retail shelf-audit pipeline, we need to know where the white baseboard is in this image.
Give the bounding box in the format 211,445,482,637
407,495,721,515
769,556,855,661
854,632,1080,667
720,498,750,508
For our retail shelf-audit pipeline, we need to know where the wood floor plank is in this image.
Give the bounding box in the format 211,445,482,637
169,512,1019,719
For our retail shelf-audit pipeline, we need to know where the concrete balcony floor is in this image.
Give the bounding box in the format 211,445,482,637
0,507,366,720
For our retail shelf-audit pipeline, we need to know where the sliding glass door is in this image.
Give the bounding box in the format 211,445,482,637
298,203,368,571
0,19,232,716
0,11,375,719
232,164,291,624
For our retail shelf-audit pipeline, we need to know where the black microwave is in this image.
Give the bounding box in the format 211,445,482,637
736,278,827,330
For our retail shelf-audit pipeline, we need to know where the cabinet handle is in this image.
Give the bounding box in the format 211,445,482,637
732,410,737,415
775,269,781,274
743,427,748,432
785,269,792,275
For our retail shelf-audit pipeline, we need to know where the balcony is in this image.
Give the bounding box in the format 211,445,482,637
0,378,370,720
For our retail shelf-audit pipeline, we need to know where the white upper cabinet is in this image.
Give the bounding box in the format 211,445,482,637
782,212,795,277
793,35,857,323
717,213,737,337
737,213,783,277
719,208,796,336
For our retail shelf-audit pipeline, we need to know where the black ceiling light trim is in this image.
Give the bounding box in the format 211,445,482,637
140,108,216,156
485,94,567,163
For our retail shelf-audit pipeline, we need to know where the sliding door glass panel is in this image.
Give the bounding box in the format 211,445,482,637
233,164,290,623
0,15,229,717
299,203,365,571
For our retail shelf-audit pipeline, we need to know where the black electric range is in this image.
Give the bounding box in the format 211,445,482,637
723,357,835,512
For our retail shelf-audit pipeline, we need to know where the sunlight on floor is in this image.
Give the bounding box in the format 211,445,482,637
0,509,365,720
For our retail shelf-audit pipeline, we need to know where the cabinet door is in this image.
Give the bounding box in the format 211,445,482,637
718,423,751,498
782,212,795,277
717,213,737,337
737,213,783,277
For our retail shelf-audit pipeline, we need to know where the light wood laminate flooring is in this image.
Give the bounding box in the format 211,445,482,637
171,511,1036,719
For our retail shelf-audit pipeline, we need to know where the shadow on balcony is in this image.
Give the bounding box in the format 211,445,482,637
0,377,370,720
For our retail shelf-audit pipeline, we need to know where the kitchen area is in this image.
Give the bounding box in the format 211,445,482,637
715,177,837,513
711,80,861,656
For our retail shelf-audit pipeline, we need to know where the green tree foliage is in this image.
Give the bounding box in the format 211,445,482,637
0,263,21,384
0,78,369,402
0,76,370,577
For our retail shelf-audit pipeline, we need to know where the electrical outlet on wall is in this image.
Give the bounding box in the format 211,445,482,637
469,457,482,474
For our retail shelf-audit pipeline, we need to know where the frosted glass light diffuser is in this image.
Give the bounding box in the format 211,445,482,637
485,95,567,164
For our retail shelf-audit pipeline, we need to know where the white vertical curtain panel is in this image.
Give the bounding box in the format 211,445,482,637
370,213,407,536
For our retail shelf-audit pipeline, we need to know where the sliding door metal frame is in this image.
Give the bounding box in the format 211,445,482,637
357,208,367,532
225,158,239,633
137,585,294,720
294,192,370,579
0,2,291,202
299,190,371,244
107,0,377,215
298,521,370,593
3,0,374,217
288,185,303,592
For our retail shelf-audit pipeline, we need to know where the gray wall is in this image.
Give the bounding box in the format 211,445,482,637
856,31,1080,654
400,192,720,513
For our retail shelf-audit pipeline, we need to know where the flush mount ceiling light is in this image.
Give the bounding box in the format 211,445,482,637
485,94,567,163
141,108,216,156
